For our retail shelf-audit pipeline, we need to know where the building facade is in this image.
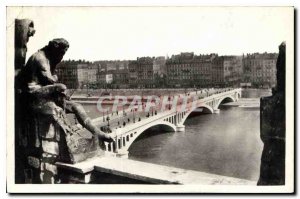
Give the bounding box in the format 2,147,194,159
56,61,79,89
77,64,99,88
153,56,166,77
243,53,278,88
211,56,224,87
211,55,243,87
57,52,278,89
223,56,243,86
96,60,130,88
128,57,157,88
166,53,216,88
57,60,99,89
128,60,138,88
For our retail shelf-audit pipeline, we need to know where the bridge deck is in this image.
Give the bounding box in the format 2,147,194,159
57,155,255,185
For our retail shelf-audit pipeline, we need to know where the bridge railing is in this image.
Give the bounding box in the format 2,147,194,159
101,88,241,137
103,88,242,152
72,88,241,152
76,88,241,132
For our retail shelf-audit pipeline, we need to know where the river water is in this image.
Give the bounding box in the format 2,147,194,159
128,89,272,181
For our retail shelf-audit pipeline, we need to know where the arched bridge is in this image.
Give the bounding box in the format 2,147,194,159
102,88,242,157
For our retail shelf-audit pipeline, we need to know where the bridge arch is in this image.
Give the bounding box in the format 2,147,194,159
118,121,176,152
180,104,214,125
214,96,235,109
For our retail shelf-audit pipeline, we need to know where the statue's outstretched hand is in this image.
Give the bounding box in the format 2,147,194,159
101,134,114,143
94,130,114,143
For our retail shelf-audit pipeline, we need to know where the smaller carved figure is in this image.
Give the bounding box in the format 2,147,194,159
15,19,36,72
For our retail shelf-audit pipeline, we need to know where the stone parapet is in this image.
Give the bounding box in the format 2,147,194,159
56,156,256,185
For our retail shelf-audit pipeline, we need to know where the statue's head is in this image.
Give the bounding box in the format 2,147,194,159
46,38,69,66
279,41,286,54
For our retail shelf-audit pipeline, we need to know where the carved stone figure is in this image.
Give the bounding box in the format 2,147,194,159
14,18,35,183
15,19,35,74
17,38,113,141
258,42,286,185
16,38,113,183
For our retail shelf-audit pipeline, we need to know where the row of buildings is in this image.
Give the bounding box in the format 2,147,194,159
56,52,278,89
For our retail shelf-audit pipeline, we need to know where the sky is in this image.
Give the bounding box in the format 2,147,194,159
7,6,293,61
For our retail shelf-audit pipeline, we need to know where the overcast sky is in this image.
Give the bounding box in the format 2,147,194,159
7,6,293,61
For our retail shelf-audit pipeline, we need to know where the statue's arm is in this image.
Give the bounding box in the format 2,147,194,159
66,101,113,142
36,57,58,85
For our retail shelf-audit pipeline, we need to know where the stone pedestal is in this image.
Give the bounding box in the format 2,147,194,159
19,100,105,184
176,124,185,132
258,93,285,185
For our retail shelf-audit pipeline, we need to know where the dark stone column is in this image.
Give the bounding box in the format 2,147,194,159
258,42,286,185
14,19,35,183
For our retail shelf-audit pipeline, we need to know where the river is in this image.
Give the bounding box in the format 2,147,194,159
128,88,272,181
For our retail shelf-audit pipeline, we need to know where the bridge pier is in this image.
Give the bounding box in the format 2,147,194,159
176,124,185,132
213,108,220,114
116,150,129,158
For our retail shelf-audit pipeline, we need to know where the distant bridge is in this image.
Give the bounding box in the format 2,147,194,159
101,88,242,157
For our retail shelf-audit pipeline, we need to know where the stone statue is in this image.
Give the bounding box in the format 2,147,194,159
17,38,113,142
276,42,286,94
258,42,286,185
14,19,36,183
15,19,35,75
16,38,113,183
